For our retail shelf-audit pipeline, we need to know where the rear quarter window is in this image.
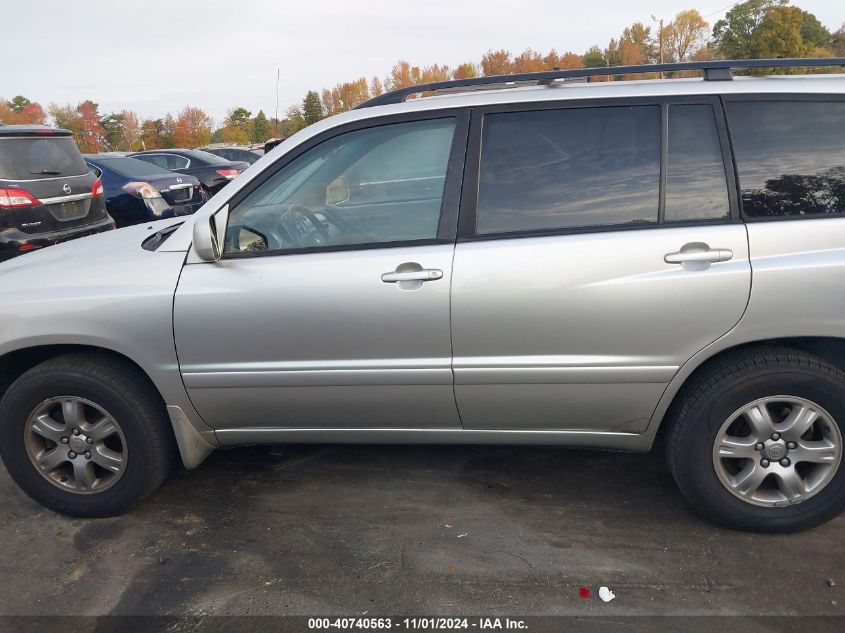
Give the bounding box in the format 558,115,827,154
727,100,845,219
0,136,88,180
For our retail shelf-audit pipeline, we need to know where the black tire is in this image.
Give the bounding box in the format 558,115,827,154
0,353,175,517
666,346,845,533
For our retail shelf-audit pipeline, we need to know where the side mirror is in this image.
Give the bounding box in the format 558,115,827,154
193,204,229,261
226,224,268,252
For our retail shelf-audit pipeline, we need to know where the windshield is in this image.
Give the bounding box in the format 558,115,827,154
98,157,173,178
0,136,88,180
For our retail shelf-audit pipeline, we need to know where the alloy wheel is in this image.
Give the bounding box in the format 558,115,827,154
712,395,842,507
23,396,127,494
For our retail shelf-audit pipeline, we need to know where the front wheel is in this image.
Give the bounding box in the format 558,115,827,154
0,353,175,517
667,347,845,532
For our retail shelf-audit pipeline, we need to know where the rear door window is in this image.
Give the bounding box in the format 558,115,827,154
476,106,660,234
727,100,845,218
665,104,730,222
0,137,88,180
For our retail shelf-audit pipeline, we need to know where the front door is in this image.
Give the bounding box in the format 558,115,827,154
174,113,468,430
451,98,752,433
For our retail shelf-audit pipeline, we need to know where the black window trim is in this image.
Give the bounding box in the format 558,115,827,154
221,108,471,260
721,93,845,224
457,94,741,242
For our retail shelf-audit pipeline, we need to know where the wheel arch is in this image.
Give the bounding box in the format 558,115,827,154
653,336,845,441
0,343,217,469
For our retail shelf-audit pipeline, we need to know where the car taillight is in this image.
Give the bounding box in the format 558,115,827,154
0,187,40,209
122,181,162,199
216,169,239,179
92,177,104,197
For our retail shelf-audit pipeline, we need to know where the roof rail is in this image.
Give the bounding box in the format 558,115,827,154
357,57,845,108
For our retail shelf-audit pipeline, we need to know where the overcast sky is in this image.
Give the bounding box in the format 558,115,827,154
5,0,843,123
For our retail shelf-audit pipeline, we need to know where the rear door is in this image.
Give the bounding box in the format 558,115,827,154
451,97,751,433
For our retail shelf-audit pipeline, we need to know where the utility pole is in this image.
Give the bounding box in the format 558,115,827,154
274,68,280,138
651,15,664,77
658,18,664,64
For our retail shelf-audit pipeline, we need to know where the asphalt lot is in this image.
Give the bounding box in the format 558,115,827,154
0,442,843,619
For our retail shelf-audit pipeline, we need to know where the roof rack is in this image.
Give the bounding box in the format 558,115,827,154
357,57,845,108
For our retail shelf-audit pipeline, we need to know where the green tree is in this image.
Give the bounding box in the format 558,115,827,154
283,105,307,136
712,0,785,59
754,6,813,60
220,106,252,144
582,45,606,68
225,106,252,128
302,91,323,125
800,10,832,49
252,110,269,143
100,112,125,151
9,95,31,113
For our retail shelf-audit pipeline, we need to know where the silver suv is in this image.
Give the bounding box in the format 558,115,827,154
2,58,845,532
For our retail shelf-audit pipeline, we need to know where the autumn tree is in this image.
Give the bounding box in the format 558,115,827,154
302,91,323,125
619,22,656,66
559,52,585,69
16,102,46,124
419,64,450,83
834,24,845,56
322,78,370,115
0,100,14,123
481,49,512,76
665,9,709,62
1,96,46,124
511,48,546,73
173,106,212,147
452,63,479,79
77,101,106,151
49,101,105,152
141,119,161,149
370,76,384,96
386,60,421,90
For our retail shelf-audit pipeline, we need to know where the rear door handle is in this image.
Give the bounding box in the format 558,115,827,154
381,269,443,283
664,248,733,264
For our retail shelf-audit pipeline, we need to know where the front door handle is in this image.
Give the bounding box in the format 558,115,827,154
664,249,733,264
381,269,443,283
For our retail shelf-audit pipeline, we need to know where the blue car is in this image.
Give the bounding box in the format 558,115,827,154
84,154,206,228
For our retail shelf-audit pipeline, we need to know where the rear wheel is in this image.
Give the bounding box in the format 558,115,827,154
0,353,175,517
667,347,845,532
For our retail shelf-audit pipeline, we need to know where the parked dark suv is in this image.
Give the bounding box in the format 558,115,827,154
0,125,115,260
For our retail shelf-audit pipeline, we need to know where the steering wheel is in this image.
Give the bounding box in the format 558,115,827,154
276,204,331,248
